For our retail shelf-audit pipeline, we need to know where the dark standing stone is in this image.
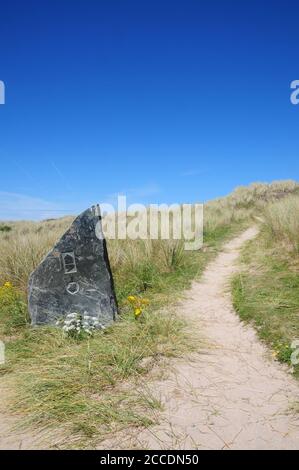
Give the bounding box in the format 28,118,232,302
28,205,118,327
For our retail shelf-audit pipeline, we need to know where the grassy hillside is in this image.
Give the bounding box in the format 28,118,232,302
232,193,299,379
0,180,298,447
1,179,298,295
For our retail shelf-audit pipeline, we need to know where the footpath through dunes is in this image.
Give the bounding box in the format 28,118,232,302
99,227,299,450
1,227,299,450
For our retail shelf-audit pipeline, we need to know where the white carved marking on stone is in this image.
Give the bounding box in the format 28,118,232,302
62,252,77,274
66,282,80,295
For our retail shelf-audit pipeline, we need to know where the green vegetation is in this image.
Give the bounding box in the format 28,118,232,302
0,222,239,447
232,194,299,378
1,180,299,446
0,282,28,336
1,305,192,446
0,225,12,233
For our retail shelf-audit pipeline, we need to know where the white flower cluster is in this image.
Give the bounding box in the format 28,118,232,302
56,312,104,337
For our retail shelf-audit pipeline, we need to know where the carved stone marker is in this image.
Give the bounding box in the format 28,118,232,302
28,205,118,327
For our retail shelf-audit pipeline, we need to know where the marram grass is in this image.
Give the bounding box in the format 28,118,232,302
1,180,299,446
2,310,195,447
232,194,299,379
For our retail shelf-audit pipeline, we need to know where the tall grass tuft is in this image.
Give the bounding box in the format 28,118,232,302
263,195,299,253
2,310,194,445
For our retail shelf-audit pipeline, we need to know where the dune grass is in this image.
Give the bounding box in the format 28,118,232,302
232,194,299,378
0,219,242,447
1,180,297,294
0,221,246,447
1,180,299,446
1,309,192,447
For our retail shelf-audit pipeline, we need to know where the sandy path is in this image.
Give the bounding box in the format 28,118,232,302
101,227,299,450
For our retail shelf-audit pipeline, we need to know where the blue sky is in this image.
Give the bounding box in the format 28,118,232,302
0,0,299,219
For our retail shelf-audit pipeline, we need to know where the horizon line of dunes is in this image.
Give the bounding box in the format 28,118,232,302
0,179,298,295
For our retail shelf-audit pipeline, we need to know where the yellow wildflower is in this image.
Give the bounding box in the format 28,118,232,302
127,294,150,319
4,281,12,288
134,308,142,317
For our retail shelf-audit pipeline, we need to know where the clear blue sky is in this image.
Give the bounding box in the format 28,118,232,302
0,0,298,219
